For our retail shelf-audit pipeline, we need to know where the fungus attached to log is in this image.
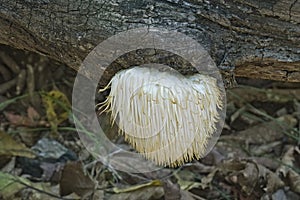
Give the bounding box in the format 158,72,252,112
99,66,222,167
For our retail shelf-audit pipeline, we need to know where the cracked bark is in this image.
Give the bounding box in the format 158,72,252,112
0,0,299,84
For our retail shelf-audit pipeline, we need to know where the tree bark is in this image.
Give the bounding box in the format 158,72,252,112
0,0,299,83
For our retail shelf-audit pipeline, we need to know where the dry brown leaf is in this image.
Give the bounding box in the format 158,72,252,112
0,131,35,158
163,179,181,200
276,146,300,194
287,170,300,193
251,141,282,156
249,157,280,171
276,146,295,176
4,108,48,127
200,168,218,189
109,186,164,200
5,112,35,127
180,190,199,200
59,161,95,198
218,159,284,196
221,115,297,145
257,164,285,194
27,106,40,122
0,157,16,173
0,173,61,199
175,170,204,191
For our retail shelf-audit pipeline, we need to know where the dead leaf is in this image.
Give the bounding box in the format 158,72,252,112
163,179,181,200
287,170,300,193
201,149,225,166
18,129,42,147
277,146,295,176
249,157,280,171
218,159,284,196
0,172,66,200
113,180,162,193
0,172,28,199
42,90,71,132
221,115,297,145
59,161,95,198
200,168,218,189
109,186,164,200
0,155,12,169
40,162,64,182
276,146,300,194
5,112,35,127
0,157,16,173
178,179,202,191
175,171,202,191
4,108,48,127
27,106,40,122
180,190,200,200
22,184,80,200
251,141,282,156
258,164,285,194
0,131,35,158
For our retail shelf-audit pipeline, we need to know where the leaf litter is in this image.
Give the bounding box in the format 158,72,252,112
0,45,300,199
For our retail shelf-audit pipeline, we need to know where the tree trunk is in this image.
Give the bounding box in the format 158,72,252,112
0,0,299,83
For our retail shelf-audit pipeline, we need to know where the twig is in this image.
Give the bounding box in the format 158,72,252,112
0,77,17,94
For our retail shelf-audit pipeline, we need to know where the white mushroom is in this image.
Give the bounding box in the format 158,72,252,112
99,66,222,167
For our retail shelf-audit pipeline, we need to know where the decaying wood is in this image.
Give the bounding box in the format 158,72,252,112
0,0,299,82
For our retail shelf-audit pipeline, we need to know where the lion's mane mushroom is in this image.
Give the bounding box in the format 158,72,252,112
99,66,222,167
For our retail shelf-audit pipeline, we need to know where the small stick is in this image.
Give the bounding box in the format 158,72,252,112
0,77,17,94
0,52,20,74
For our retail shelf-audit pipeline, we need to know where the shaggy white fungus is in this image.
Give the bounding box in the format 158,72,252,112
99,67,222,167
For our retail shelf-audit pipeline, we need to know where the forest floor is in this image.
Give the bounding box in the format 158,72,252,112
0,44,299,200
